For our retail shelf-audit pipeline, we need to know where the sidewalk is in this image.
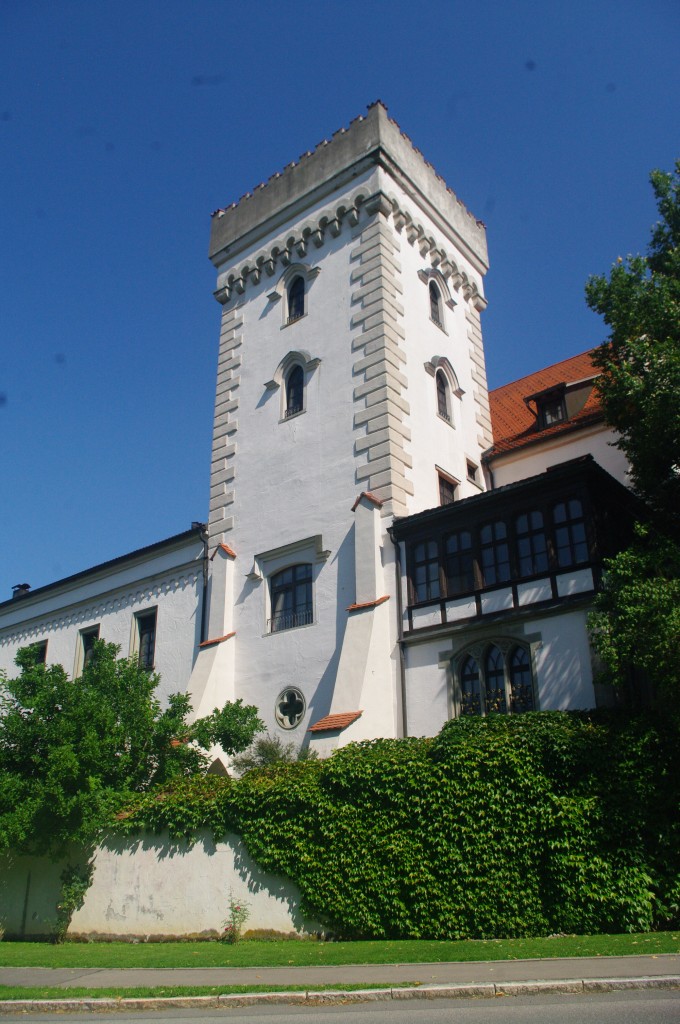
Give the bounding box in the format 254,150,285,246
1,954,679,1013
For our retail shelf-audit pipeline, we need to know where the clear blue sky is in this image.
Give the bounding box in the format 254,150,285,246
1,0,678,595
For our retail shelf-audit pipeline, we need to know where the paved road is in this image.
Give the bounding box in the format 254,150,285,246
1,990,679,1023
2,953,679,989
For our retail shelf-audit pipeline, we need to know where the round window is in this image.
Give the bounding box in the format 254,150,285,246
275,687,306,730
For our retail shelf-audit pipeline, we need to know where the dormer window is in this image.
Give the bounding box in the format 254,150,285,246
287,276,305,323
539,393,566,428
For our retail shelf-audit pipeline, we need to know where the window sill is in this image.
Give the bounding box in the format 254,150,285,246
279,408,305,423
281,312,307,329
430,316,448,336
437,412,455,428
263,619,315,638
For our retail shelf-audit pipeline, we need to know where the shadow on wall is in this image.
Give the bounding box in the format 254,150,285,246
0,830,321,939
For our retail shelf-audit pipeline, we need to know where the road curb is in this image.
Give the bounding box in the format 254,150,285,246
1,976,679,1014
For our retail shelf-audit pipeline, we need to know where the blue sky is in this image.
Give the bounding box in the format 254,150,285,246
1,0,678,595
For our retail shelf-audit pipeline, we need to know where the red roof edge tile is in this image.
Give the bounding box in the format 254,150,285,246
199,631,236,648
211,543,237,561
309,710,363,733
351,491,384,512
346,595,390,612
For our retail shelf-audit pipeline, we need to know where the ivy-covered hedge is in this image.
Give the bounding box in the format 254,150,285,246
115,712,680,939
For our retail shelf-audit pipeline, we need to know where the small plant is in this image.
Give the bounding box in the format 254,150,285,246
222,890,250,944
54,862,94,943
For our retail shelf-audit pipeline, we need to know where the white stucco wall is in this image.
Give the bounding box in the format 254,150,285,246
0,831,320,939
402,605,597,737
491,426,630,489
0,534,204,706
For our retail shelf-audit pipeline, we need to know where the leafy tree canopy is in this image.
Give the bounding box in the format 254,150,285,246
586,161,680,531
0,641,264,855
587,162,680,699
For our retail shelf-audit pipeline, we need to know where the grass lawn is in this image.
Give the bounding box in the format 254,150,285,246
0,982,416,1001
0,932,678,969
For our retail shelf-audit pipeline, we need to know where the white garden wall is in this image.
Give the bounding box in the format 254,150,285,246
0,831,320,939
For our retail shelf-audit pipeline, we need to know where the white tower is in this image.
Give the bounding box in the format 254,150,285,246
188,102,491,754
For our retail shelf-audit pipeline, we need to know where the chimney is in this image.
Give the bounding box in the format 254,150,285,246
12,583,31,600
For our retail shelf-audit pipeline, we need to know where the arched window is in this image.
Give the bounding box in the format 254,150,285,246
455,642,535,719
485,646,507,714
509,646,534,712
429,281,443,327
460,656,481,716
287,276,305,323
269,564,313,633
285,364,304,418
436,369,450,421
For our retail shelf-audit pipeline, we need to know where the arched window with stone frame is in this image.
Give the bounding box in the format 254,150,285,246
429,281,443,326
453,640,536,718
284,363,304,418
287,275,305,323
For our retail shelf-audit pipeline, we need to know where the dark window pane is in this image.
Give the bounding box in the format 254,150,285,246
481,521,510,585
137,611,157,670
509,646,534,712
285,364,304,417
436,371,449,420
429,282,442,324
461,656,481,716
270,564,313,632
515,508,548,577
485,646,507,714
553,498,588,568
287,276,305,321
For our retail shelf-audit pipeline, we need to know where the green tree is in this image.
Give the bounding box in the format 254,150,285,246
586,161,680,531
586,161,680,698
0,641,263,856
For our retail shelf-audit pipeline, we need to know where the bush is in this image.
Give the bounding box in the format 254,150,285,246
115,711,680,939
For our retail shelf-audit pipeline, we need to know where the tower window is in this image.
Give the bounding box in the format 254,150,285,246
438,472,457,506
436,370,450,421
285,364,304,418
429,281,443,327
269,564,313,632
287,276,305,323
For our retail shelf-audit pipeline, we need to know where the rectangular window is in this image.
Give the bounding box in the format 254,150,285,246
32,639,48,664
412,540,441,603
269,564,313,633
480,521,511,586
135,609,157,670
445,530,475,595
553,499,589,567
515,510,549,576
466,461,478,483
77,625,100,675
539,395,566,428
438,473,457,506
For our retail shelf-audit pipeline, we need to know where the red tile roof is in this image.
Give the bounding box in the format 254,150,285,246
309,711,363,733
351,491,384,511
487,349,604,458
347,595,390,612
199,632,236,648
